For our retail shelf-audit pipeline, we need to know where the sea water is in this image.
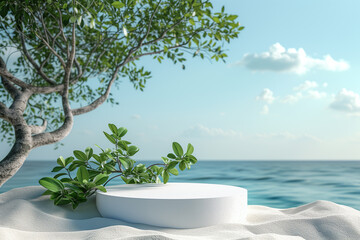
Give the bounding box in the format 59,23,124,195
1,160,359,210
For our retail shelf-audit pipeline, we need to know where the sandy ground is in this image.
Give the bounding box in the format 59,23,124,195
1,186,359,240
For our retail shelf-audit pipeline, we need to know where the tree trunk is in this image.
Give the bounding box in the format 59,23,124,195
0,124,32,187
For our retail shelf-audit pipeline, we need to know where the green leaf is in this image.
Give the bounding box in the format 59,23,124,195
103,131,116,144
186,162,191,169
92,154,101,163
186,143,194,155
161,156,169,164
85,147,93,160
89,19,95,28
215,32,221,40
213,17,220,23
105,153,115,161
118,140,128,151
179,161,186,171
55,198,71,206
39,177,64,192
189,18,195,25
112,1,125,8
49,192,60,200
108,123,118,135
68,163,78,171
73,150,88,161
162,171,170,184
96,185,107,192
52,166,64,172
70,16,77,23
77,166,89,182
127,145,139,156
134,163,146,173
158,167,164,175
168,168,179,176
77,15,82,25
93,174,109,185
121,176,129,184
167,153,176,159
95,144,104,152
189,155,198,164
72,202,79,210
64,157,74,166
64,183,83,192
60,178,72,183
172,142,183,157
167,161,178,169
57,156,65,167
119,157,129,169
54,173,67,179
87,182,96,188
228,15,238,21
118,127,128,137
150,165,159,172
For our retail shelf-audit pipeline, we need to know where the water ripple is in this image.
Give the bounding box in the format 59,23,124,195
1,160,360,210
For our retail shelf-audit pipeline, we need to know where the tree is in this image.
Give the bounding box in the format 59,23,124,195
0,0,243,186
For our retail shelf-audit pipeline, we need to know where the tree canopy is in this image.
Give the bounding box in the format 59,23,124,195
0,0,243,185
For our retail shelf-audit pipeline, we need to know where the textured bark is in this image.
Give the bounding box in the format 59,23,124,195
29,119,47,135
0,120,32,187
0,102,10,121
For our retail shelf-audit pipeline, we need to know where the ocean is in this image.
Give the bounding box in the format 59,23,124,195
1,160,359,210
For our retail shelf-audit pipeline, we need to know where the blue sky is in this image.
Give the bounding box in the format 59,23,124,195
1,0,360,160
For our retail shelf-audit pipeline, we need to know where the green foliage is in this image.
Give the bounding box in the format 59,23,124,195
0,0,243,144
39,123,197,209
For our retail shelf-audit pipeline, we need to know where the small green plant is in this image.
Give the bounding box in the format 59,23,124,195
39,123,197,209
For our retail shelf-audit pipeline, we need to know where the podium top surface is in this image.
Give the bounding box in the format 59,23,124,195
97,183,247,200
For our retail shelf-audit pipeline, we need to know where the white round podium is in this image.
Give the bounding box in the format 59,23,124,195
96,183,247,228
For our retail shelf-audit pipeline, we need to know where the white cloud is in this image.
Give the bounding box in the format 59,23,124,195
281,81,327,103
323,82,328,88
293,80,318,91
261,105,269,115
256,88,275,104
330,89,360,113
183,124,241,137
308,90,327,99
281,92,303,104
240,43,349,74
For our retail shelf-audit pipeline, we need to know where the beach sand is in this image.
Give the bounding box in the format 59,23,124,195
1,186,359,240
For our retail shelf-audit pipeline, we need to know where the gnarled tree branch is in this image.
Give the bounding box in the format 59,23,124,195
0,68,31,89
9,88,33,115
29,117,47,135
0,67,65,94
71,67,120,116
0,57,21,98
0,102,10,121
